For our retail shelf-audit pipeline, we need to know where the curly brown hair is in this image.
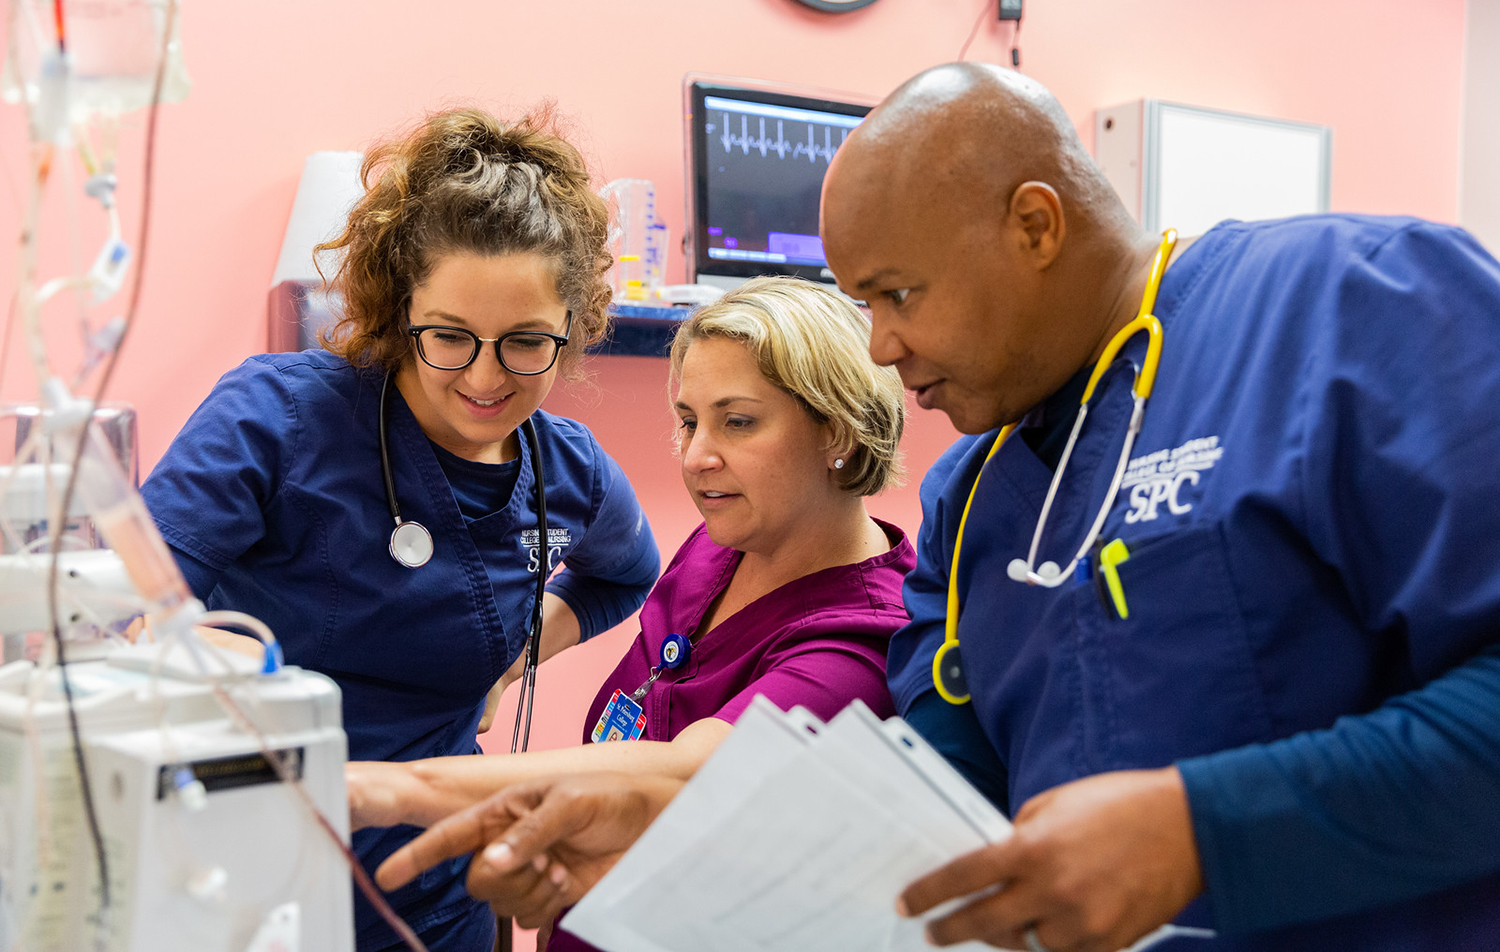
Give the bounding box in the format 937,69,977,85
316,105,612,377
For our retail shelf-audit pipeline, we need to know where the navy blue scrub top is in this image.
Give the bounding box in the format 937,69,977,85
890,216,1500,950
142,349,659,950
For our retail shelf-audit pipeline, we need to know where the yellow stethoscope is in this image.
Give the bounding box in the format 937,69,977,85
932,230,1177,705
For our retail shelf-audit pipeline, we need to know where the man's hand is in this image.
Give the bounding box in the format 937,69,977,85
375,772,683,928
899,768,1203,952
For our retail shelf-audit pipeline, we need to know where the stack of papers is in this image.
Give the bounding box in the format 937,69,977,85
561,697,1010,952
562,698,1214,952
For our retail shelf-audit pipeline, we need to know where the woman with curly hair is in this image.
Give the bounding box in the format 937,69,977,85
141,106,660,951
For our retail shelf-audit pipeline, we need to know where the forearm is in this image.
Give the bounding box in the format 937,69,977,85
394,718,729,828
534,592,583,665
1178,642,1500,933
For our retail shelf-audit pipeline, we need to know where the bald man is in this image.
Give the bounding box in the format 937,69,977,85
822,64,1500,951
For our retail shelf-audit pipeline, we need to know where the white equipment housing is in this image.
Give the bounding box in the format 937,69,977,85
0,645,353,952
1094,98,1332,237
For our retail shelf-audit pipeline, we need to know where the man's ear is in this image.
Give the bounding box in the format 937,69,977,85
1008,181,1065,270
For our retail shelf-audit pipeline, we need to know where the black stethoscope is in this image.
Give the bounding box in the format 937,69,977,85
378,371,550,751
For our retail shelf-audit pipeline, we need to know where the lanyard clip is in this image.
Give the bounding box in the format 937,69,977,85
630,633,692,702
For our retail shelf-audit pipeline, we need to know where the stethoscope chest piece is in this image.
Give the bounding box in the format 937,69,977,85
932,639,970,705
389,520,434,569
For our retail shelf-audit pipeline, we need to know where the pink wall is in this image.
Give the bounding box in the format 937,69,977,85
0,0,1466,452
0,1,1468,945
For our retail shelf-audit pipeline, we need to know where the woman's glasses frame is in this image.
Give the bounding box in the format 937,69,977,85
407,313,573,376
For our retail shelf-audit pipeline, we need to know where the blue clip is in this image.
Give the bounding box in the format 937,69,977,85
261,641,285,675
1075,555,1092,585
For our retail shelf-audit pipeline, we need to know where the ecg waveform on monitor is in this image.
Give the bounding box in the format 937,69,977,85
714,113,850,163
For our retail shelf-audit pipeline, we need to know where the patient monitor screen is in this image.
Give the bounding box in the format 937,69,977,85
690,82,869,283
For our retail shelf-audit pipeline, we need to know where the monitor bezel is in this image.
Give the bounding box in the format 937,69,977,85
684,75,874,286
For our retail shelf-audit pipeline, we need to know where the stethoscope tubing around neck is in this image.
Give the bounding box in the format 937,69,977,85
377,370,549,749
378,371,403,525
1011,231,1175,588
931,229,1178,706
511,414,548,755
380,372,435,569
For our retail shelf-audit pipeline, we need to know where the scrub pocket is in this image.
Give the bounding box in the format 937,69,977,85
1071,521,1274,772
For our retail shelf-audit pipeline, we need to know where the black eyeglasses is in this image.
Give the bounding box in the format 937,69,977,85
408,313,572,376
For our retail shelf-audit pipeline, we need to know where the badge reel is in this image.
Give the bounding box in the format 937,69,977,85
591,633,691,743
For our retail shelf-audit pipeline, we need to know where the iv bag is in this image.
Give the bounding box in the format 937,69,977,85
1,0,191,124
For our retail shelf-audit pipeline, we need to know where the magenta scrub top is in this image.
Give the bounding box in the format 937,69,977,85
581,518,914,743
549,519,916,952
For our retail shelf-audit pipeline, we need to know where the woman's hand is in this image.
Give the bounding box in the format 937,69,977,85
376,771,682,926
197,627,265,659
347,761,424,832
126,616,264,660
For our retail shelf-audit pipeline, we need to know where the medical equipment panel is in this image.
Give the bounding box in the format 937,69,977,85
0,650,353,952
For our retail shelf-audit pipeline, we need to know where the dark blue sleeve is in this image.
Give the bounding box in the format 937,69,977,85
887,434,1010,807
140,357,295,599
1178,223,1500,933
168,545,221,600
545,448,659,641
1179,644,1500,932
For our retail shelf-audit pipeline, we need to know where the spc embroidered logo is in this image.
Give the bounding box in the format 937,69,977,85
1122,436,1223,523
521,527,572,573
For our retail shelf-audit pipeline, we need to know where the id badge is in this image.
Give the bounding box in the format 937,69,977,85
590,689,647,743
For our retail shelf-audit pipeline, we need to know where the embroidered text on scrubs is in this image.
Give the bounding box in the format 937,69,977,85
521,527,573,573
1122,436,1224,523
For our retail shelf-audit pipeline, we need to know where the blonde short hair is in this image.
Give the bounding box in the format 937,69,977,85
669,277,905,496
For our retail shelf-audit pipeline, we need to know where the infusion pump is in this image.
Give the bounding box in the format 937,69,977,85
0,644,354,952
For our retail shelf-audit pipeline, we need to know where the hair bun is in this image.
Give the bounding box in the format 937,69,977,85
437,107,583,185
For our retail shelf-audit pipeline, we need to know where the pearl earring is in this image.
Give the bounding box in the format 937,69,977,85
833,458,845,470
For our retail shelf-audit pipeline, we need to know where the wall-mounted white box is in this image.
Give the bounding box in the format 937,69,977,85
1095,99,1332,236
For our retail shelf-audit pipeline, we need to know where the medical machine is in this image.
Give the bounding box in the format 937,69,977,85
683,76,872,292
0,3,372,949
0,643,352,952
